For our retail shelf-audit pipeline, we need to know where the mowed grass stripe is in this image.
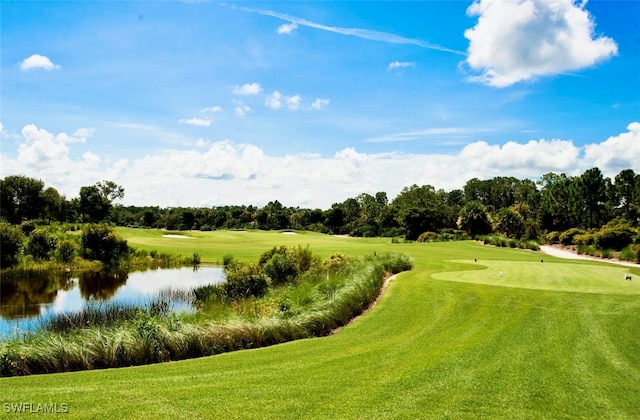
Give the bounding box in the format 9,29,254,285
2,237,639,418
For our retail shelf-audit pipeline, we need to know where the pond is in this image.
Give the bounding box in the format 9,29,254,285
0,266,225,340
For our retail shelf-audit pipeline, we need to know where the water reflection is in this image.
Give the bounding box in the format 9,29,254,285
79,269,128,301
0,266,225,339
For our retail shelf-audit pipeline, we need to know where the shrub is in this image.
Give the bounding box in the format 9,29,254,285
577,244,597,256
600,249,614,259
323,253,348,271
545,231,560,244
291,244,316,273
258,246,289,267
223,263,269,299
222,254,234,267
263,253,299,286
55,238,78,263
573,233,595,246
0,222,24,268
80,224,131,266
632,245,640,263
417,232,438,243
559,228,586,246
20,221,36,236
26,228,57,260
619,246,636,262
594,227,635,251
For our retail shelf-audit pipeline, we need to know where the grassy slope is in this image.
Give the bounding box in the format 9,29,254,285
2,232,639,419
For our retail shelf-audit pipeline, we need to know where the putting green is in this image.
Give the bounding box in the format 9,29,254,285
432,260,640,294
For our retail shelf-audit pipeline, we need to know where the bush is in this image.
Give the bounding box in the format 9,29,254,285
546,231,560,244
323,253,348,270
619,246,637,262
632,245,640,263
223,263,269,299
26,228,57,260
222,254,234,267
0,222,24,268
263,253,299,286
417,232,438,243
559,228,586,246
594,227,636,251
291,244,316,273
55,239,78,263
80,224,130,266
574,233,595,246
600,249,614,259
20,221,36,236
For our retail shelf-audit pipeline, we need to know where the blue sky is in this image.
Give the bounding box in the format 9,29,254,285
1,0,638,209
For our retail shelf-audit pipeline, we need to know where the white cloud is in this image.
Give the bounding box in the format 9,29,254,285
238,6,465,55
234,103,253,117
277,22,298,34
2,122,638,209
265,91,302,110
195,138,210,148
201,106,222,113
265,91,283,109
0,125,102,193
178,118,212,127
19,54,61,71
464,0,618,87
232,82,262,95
583,122,640,172
72,127,95,141
286,95,301,111
311,98,330,110
388,61,415,70
460,138,580,172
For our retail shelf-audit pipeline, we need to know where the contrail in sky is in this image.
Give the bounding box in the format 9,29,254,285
233,5,467,56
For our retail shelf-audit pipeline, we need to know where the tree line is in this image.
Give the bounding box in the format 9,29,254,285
1,167,639,241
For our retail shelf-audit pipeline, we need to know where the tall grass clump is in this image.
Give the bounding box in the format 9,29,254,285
0,251,412,376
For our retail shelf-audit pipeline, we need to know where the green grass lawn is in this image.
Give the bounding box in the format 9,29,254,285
2,232,639,418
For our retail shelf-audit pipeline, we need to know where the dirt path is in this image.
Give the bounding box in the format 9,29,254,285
540,245,639,268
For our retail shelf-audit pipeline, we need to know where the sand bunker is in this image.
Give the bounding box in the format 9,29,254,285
281,231,297,235
163,234,193,239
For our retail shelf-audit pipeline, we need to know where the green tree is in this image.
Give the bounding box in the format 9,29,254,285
391,185,451,240
41,187,63,222
458,201,492,237
538,173,574,231
495,208,525,238
324,205,346,234
577,168,608,228
78,181,125,222
96,180,125,202
614,169,640,222
78,185,112,222
0,175,45,223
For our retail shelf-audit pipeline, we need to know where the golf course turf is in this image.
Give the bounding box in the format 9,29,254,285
2,230,639,418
